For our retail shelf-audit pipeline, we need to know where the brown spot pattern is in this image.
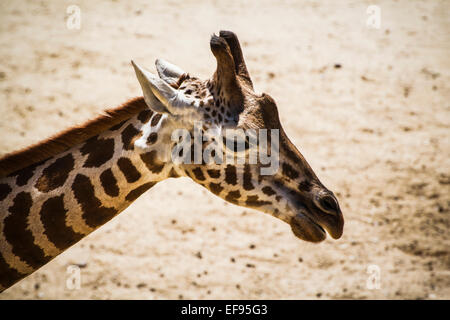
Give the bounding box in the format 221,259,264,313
15,167,36,186
80,136,115,168
209,182,223,195
168,168,179,178
191,167,206,181
137,109,153,123
262,186,276,196
282,163,299,180
40,195,83,251
109,120,127,131
117,158,141,183
0,183,12,201
11,159,46,187
243,164,254,190
125,182,156,202
206,169,221,179
285,148,300,163
245,195,271,207
72,174,118,228
225,190,241,204
121,124,141,151
4,192,50,269
100,168,119,197
140,151,165,174
0,253,23,290
298,180,313,192
225,165,237,185
35,154,74,192
151,114,162,127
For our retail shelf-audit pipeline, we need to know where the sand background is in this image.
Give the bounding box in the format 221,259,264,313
0,0,448,299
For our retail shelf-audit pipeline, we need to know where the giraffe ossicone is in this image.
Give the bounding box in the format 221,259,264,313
0,31,344,293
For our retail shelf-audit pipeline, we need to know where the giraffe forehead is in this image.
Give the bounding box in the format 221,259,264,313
177,78,235,121
178,77,204,91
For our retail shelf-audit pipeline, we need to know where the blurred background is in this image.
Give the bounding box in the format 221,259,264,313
0,0,448,299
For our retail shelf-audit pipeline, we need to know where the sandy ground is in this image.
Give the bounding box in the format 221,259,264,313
0,0,448,299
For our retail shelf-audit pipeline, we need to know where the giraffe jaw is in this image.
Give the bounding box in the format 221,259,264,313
285,191,344,242
289,213,327,243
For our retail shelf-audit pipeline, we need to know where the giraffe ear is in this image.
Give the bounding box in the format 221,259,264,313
155,58,186,86
132,60,202,119
132,60,170,114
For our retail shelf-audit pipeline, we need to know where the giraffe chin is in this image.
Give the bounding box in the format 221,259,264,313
289,214,327,243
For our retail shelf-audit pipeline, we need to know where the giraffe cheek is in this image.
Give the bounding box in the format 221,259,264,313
290,214,327,243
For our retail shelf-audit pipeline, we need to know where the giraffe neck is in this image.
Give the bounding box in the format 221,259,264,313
0,106,176,291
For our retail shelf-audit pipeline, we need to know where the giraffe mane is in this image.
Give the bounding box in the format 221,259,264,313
0,96,147,178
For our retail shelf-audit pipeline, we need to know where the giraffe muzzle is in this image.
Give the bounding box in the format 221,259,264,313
289,195,344,242
312,193,344,240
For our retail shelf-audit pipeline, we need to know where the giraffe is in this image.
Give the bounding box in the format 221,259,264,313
0,31,344,293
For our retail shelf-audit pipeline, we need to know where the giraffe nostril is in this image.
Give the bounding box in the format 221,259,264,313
319,195,339,214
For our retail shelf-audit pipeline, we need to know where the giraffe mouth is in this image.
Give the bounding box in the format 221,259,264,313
289,212,327,243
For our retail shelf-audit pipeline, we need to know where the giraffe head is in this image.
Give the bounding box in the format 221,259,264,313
132,31,344,242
